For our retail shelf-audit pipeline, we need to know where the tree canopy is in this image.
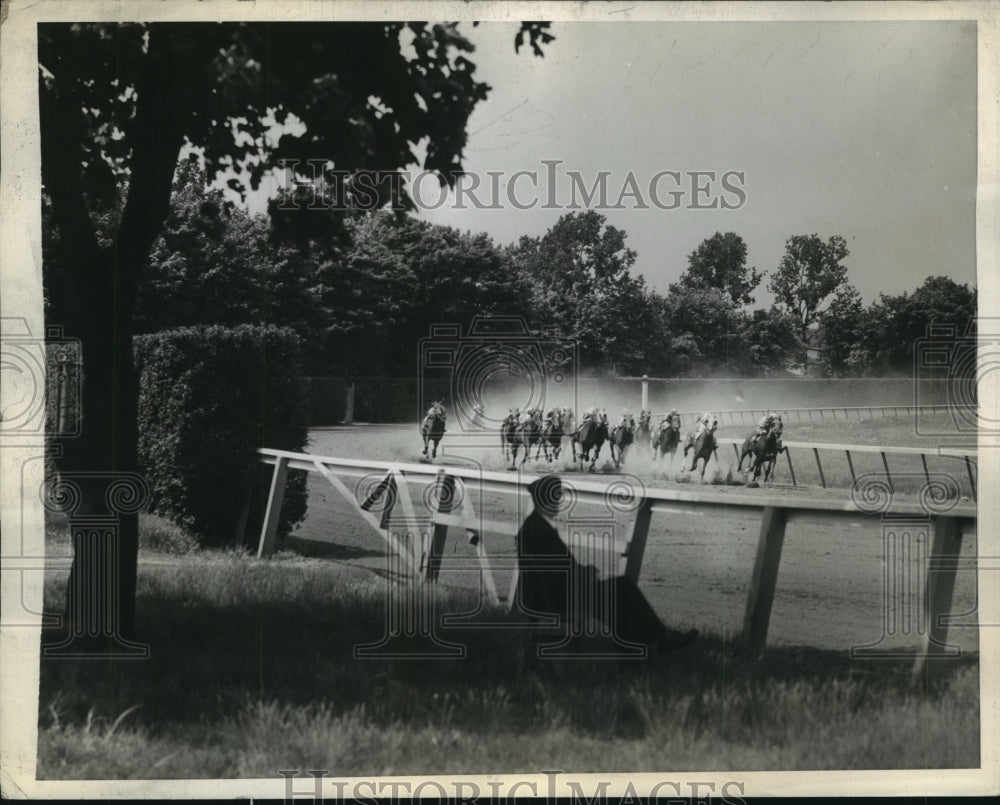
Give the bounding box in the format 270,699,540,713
679,231,762,306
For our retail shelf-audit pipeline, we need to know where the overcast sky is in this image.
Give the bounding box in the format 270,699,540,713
407,20,978,305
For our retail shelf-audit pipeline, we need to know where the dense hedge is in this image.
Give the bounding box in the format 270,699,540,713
135,325,309,548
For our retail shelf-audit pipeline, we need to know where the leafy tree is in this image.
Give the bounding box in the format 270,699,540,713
817,284,864,376
679,231,762,306
768,234,851,371
134,157,325,358
735,307,800,376
39,20,552,642
847,276,977,375
661,284,742,376
511,210,650,371
318,212,532,376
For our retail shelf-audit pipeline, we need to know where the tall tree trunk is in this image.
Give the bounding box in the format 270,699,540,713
42,23,199,651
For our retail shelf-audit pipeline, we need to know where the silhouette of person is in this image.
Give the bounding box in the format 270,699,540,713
515,474,697,653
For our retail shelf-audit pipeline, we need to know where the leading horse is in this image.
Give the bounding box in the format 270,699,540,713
651,413,682,471
573,410,609,471
421,401,446,460
634,409,653,457
737,423,784,486
500,409,520,464
510,408,544,469
608,413,635,468
682,416,719,482
536,408,564,463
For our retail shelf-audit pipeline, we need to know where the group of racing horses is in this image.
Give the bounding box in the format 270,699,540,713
422,402,786,484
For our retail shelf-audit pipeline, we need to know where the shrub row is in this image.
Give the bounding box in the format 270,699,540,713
46,326,309,549
135,325,309,548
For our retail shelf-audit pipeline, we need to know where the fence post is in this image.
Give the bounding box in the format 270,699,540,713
623,497,652,583
742,506,788,653
911,516,964,685
257,456,289,558
813,447,826,488
641,374,649,411
845,450,857,485
964,456,977,503
423,471,454,582
784,447,796,486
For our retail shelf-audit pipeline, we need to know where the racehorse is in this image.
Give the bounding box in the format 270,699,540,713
608,413,636,468
500,408,520,463
573,409,609,471
737,422,784,486
511,408,543,468
421,401,446,460
682,415,719,481
634,410,653,456
651,413,682,471
536,408,564,462
559,407,575,459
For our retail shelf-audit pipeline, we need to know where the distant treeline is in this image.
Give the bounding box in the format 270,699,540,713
44,156,978,382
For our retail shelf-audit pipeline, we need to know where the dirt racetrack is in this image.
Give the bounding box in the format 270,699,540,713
287,420,980,659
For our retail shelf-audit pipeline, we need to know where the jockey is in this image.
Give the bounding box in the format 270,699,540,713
751,412,779,447
659,408,680,432
618,408,632,428
693,412,713,439
580,406,599,423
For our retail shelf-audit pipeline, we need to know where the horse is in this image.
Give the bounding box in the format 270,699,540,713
634,409,653,456
738,423,784,486
511,408,543,468
651,414,682,471
682,416,719,482
536,408,564,463
608,413,635,468
573,410,609,471
421,401,446,460
500,408,520,463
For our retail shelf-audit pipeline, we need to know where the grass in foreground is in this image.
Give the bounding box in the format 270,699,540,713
37,549,979,779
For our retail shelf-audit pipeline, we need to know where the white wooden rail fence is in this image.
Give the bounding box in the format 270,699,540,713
708,438,979,501
661,404,964,427
242,448,977,682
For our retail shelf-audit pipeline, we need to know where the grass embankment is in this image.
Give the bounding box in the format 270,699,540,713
38,544,979,778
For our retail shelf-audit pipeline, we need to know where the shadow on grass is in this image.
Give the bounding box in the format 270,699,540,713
39,568,978,749
283,535,384,561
